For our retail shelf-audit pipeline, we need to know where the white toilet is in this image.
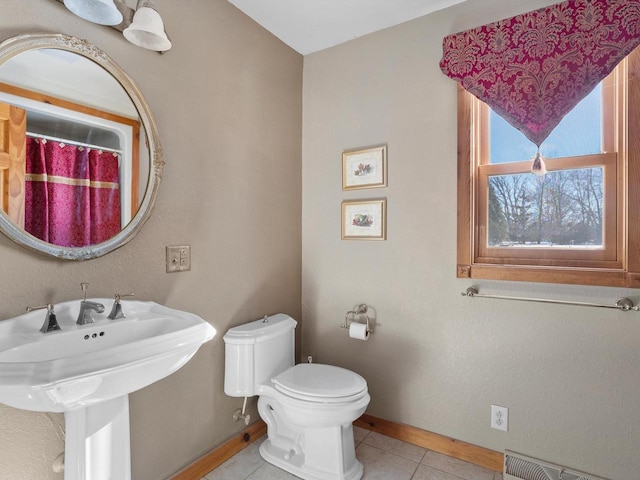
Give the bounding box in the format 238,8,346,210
224,314,370,480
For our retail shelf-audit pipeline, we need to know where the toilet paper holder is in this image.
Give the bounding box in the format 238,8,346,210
340,304,374,334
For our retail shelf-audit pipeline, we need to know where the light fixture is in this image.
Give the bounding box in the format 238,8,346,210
123,0,172,52
57,0,171,52
63,0,123,26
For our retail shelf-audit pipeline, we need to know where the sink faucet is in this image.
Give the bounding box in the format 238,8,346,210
26,304,61,334
76,283,105,325
77,301,105,325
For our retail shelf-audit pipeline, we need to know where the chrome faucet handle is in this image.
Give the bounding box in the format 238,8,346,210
80,282,89,301
27,304,62,334
114,293,135,301
108,293,134,320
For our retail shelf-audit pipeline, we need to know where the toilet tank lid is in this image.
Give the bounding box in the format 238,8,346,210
223,314,297,345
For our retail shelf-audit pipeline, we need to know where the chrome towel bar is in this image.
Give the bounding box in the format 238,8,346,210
462,287,638,312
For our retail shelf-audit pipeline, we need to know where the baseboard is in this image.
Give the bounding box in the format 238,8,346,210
170,413,503,479
354,414,503,472
170,421,267,480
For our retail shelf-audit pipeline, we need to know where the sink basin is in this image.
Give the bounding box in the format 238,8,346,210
0,298,215,412
0,298,215,480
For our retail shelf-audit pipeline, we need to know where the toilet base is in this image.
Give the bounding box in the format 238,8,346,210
259,433,364,480
255,379,369,480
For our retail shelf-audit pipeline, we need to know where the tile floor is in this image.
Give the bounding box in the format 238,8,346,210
203,426,504,480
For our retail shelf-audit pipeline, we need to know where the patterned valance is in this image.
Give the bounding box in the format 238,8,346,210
440,0,640,147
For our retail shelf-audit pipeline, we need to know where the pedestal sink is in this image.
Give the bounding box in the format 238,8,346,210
0,298,216,480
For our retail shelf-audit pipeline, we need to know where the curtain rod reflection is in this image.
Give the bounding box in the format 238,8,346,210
26,132,122,155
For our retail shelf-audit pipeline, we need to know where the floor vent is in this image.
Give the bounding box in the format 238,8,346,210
504,451,608,480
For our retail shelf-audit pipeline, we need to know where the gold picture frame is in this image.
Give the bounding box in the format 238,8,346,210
342,145,387,190
341,198,387,240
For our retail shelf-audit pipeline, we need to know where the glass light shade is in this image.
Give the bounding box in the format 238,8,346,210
63,0,123,26
123,6,172,52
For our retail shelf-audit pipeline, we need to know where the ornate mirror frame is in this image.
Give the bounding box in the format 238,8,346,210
0,33,163,260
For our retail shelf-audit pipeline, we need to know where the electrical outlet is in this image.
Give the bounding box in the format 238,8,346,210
166,245,191,273
491,405,508,432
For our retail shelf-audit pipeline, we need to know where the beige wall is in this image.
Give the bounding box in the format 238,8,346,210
0,1,302,479
5,1,640,479
301,1,640,480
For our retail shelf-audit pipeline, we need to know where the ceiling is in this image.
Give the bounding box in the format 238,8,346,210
227,0,467,55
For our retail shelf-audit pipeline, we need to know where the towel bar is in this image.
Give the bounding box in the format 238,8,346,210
462,287,638,312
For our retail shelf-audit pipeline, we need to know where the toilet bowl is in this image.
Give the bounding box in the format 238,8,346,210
224,314,370,480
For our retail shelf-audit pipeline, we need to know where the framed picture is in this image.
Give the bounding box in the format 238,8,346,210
342,199,387,240
342,145,387,190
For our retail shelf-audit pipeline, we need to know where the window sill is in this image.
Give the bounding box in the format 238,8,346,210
457,263,640,288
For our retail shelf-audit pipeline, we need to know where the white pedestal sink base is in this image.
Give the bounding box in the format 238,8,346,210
64,396,131,480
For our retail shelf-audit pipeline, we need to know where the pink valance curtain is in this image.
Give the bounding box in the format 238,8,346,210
440,0,640,147
24,137,121,247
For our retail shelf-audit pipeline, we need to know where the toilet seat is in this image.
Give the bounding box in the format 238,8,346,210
272,363,367,403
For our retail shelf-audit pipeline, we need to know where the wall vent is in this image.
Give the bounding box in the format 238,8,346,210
504,451,609,480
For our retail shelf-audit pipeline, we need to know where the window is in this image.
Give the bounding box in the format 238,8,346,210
457,47,640,287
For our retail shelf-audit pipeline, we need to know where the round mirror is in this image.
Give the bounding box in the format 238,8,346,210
0,34,162,260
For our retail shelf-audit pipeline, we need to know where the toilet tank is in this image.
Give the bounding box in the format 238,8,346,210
223,313,296,397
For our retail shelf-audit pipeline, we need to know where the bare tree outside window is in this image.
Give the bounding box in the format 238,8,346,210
488,168,604,248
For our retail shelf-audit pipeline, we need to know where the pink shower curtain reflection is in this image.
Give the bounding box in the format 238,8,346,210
24,136,121,247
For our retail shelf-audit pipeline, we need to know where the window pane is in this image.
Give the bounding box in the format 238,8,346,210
489,84,602,164
488,167,603,248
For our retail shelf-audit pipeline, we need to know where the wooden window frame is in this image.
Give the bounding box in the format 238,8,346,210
477,154,618,266
457,47,640,287
0,102,26,228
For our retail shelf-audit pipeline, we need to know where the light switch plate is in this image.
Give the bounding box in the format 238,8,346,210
166,245,191,273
